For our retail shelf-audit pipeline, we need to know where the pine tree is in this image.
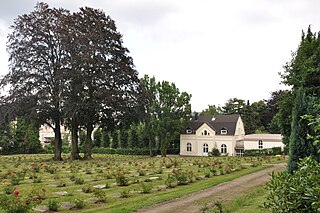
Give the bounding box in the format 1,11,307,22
287,88,313,173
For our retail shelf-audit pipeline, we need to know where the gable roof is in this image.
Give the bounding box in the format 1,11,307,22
185,114,240,135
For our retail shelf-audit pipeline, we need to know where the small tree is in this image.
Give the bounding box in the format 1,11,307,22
210,148,221,157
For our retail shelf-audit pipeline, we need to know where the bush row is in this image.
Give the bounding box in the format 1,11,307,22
244,147,283,156
92,147,180,156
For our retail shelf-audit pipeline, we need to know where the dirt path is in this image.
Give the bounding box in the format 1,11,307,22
137,163,286,213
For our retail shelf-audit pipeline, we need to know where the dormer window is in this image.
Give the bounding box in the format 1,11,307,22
186,128,192,134
221,129,228,134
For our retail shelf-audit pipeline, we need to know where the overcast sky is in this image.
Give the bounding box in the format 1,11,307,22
0,0,320,112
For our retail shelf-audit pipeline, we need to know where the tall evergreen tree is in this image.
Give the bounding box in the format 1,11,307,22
287,88,314,173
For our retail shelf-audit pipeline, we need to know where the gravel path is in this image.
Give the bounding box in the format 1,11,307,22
137,163,286,213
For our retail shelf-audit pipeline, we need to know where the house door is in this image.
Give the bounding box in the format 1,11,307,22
203,143,209,156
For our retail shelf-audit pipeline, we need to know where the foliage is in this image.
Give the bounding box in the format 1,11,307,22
244,147,282,156
287,88,314,173
93,128,103,148
115,171,129,186
140,183,153,194
201,105,222,116
73,198,85,209
264,157,320,212
0,154,283,212
222,98,246,114
1,2,141,161
140,75,192,157
48,199,59,211
74,177,84,185
0,189,42,213
165,174,176,188
302,103,320,162
269,90,293,145
210,148,221,157
82,185,95,193
92,147,151,155
94,189,107,203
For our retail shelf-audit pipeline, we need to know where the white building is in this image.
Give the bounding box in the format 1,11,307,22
39,124,70,147
180,115,284,156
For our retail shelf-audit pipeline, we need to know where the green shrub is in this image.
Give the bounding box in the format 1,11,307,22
264,157,320,212
94,189,107,203
244,147,283,156
48,199,59,211
82,185,95,193
141,183,153,194
210,148,221,156
172,169,188,185
0,189,42,213
115,172,129,186
74,177,84,185
74,198,85,209
91,147,151,155
120,189,130,198
165,174,176,188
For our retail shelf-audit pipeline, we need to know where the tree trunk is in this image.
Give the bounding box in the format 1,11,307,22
53,121,62,161
148,135,154,157
70,117,81,160
160,134,169,157
83,124,94,160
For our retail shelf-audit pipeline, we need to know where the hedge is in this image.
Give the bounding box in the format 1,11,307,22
244,147,283,156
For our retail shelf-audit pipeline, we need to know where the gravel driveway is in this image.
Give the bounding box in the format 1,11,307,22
137,163,286,213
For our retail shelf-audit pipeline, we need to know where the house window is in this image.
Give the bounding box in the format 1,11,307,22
186,129,192,134
204,130,208,135
203,143,208,153
236,149,244,156
221,144,227,154
221,129,227,134
258,140,263,149
187,143,192,152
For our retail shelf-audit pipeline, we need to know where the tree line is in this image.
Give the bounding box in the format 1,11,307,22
0,3,191,160
264,26,320,212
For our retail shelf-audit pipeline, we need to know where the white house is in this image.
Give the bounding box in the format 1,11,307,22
180,114,283,156
39,124,70,147
244,134,284,150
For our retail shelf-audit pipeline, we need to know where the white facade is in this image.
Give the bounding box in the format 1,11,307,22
39,124,70,147
180,115,284,156
244,134,284,150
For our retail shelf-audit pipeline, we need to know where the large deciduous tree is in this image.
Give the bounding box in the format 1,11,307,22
141,75,192,157
1,3,141,160
67,7,140,159
3,2,70,160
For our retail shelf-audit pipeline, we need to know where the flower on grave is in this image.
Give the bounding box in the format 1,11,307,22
13,189,20,196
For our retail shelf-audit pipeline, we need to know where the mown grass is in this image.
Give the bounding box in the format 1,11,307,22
0,154,285,213
223,186,270,213
82,165,271,213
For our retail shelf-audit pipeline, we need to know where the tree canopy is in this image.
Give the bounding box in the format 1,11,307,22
1,2,141,160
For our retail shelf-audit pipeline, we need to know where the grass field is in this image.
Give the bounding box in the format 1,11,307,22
0,154,285,212
222,186,270,213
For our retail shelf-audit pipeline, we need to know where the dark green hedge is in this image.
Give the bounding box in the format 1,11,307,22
92,147,151,155
244,147,283,156
92,147,180,156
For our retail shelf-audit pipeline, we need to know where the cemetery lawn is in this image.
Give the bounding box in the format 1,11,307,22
0,154,286,213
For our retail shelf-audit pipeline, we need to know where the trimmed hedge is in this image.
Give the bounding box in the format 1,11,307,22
92,147,180,156
244,147,282,156
92,147,151,155
41,146,180,156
